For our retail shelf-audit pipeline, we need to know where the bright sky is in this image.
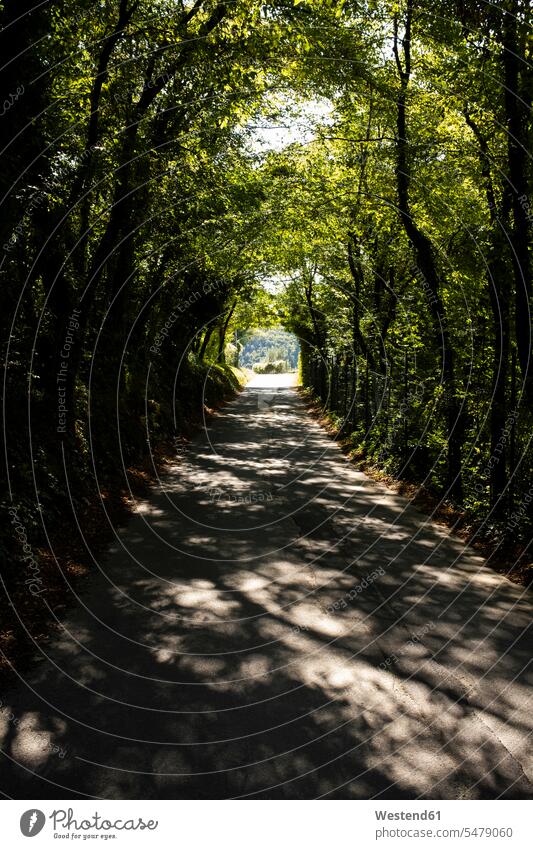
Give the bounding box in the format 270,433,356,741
246,97,333,153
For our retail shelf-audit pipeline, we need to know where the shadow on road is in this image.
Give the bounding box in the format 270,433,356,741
1,383,532,799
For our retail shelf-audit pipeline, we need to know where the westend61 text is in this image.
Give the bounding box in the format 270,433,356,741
375,810,441,821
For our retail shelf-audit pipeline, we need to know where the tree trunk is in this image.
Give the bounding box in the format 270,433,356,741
501,1,532,394
464,111,511,506
393,0,463,501
217,299,237,364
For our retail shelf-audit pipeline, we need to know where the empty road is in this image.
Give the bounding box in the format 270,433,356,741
1,376,532,799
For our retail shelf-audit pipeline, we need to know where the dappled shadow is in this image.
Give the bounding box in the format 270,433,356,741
1,384,532,799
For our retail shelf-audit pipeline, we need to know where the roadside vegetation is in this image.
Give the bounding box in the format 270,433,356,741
1,0,532,668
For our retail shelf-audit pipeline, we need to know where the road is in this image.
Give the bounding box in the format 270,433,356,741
1,375,532,799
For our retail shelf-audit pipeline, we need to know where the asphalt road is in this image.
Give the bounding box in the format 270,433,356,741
1,376,532,799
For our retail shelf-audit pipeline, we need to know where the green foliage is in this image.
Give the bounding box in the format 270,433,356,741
1,0,532,570
240,328,299,369
252,360,290,374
